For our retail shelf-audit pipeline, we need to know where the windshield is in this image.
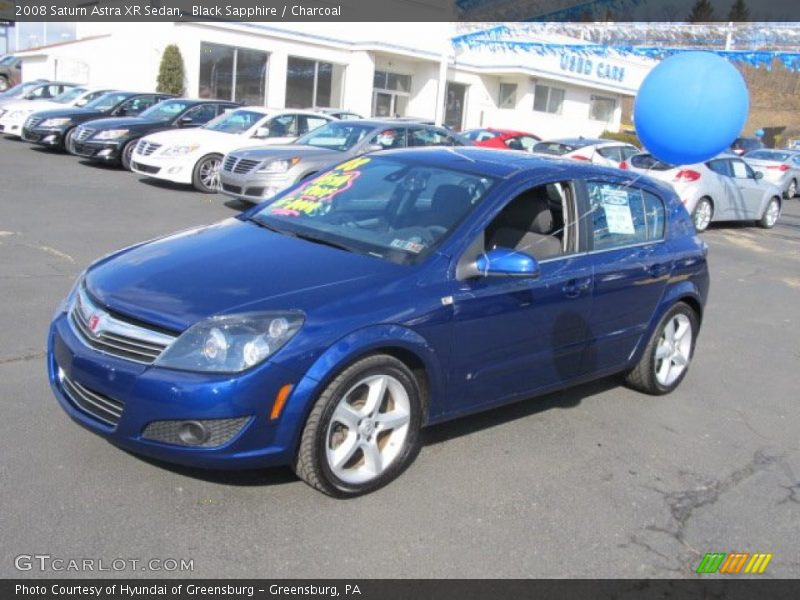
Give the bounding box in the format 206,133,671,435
746,150,789,161
83,92,131,112
0,81,41,99
463,129,498,142
294,122,374,152
251,156,496,265
203,109,264,134
138,99,193,121
0,56,17,66
52,87,87,104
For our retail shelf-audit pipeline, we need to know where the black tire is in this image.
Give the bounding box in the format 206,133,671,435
785,179,797,199
691,197,713,232
0,76,9,93
63,127,77,153
120,139,138,170
625,302,699,395
758,197,781,229
294,354,423,497
191,153,222,193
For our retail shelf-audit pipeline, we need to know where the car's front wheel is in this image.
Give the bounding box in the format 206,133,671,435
120,139,138,170
759,197,781,229
294,354,423,497
692,197,713,232
0,76,9,92
63,127,77,153
625,302,698,395
192,154,222,193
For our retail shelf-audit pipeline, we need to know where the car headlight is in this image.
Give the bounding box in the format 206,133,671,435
9,110,30,118
161,144,200,157
257,157,300,174
93,129,130,140
40,118,72,128
154,312,304,373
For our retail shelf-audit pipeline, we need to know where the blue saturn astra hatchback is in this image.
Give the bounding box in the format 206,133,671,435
48,147,709,497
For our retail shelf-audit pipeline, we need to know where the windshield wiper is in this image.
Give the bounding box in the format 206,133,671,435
247,217,296,237
291,231,354,253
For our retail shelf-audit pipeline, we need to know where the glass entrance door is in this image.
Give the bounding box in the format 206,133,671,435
444,82,466,130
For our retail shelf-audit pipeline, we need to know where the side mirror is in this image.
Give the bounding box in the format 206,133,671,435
115,107,128,116
474,248,540,278
253,126,270,139
177,116,193,127
754,170,764,180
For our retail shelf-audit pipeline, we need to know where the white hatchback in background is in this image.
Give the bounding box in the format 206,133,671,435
742,149,800,199
0,87,115,137
531,137,639,168
622,152,783,231
129,107,334,192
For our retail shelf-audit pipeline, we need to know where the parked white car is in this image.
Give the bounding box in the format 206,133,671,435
742,149,800,199
531,137,639,168
129,107,334,192
623,152,783,231
0,87,114,138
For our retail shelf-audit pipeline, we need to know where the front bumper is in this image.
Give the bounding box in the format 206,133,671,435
219,171,293,203
47,313,307,469
0,115,26,136
130,153,194,185
71,139,125,162
22,125,67,147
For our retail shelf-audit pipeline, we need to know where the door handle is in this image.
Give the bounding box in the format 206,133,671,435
648,263,669,278
562,277,592,298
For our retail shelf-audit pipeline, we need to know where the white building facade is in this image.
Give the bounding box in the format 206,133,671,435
14,22,655,138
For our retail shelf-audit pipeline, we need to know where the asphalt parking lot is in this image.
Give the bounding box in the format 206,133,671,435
1,138,799,579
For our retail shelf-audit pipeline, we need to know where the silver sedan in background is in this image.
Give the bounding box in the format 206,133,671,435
623,153,783,231
219,119,466,204
743,149,800,199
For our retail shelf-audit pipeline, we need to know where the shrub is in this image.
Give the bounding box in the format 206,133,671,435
599,129,642,148
156,45,185,96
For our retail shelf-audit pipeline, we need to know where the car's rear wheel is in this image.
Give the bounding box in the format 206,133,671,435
192,154,222,193
625,302,698,395
120,139,138,170
786,179,796,199
759,197,781,229
692,197,713,232
294,354,422,497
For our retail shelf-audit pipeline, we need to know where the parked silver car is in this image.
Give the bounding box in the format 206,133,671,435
220,119,466,204
743,149,800,199
531,137,639,168
623,153,783,231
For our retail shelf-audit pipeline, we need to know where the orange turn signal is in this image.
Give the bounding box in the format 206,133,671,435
270,384,293,420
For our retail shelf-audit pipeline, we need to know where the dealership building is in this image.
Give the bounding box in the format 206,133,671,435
9,22,655,137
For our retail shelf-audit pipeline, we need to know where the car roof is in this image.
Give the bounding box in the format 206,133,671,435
235,106,331,116
371,146,634,179
332,118,445,128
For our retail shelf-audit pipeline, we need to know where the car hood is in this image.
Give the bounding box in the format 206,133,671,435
83,116,166,132
84,217,403,332
143,127,268,153
227,144,342,162
29,106,102,120
1,99,62,113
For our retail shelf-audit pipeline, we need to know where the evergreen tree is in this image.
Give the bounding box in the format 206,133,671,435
687,0,715,22
728,0,750,21
156,45,185,96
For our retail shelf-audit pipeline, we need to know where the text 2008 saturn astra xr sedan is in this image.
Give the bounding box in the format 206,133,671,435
48,147,709,497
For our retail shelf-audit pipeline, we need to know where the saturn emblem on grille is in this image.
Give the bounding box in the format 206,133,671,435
88,313,103,334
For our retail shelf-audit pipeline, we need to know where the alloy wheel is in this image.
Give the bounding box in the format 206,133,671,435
693,200,712,231
199,157,221,190
325,374,411,485
654,314,693,387
764,199,780,227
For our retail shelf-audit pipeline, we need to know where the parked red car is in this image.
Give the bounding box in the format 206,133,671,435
462,127,540,151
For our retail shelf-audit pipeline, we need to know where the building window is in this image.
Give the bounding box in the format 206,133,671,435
533,84,565,115
199,42,267,105
286,57,345,109
498,83,517,109
373,70,412,117
589,94,617,123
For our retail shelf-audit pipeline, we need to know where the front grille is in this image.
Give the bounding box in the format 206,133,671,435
59,369,124,427
223,155,260,174
131,161,160,174
136,140,161,156
25,116,43,129
71,143,93,157
69,287,176,365
75,127,95,142
221,182,242,194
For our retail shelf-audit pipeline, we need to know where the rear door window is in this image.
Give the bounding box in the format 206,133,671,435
588,181,666,251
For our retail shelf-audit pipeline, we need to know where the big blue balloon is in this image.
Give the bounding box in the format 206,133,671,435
634,52,749,165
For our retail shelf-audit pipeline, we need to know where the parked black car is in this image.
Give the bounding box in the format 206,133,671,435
21,91,174,151
69,98,241,170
